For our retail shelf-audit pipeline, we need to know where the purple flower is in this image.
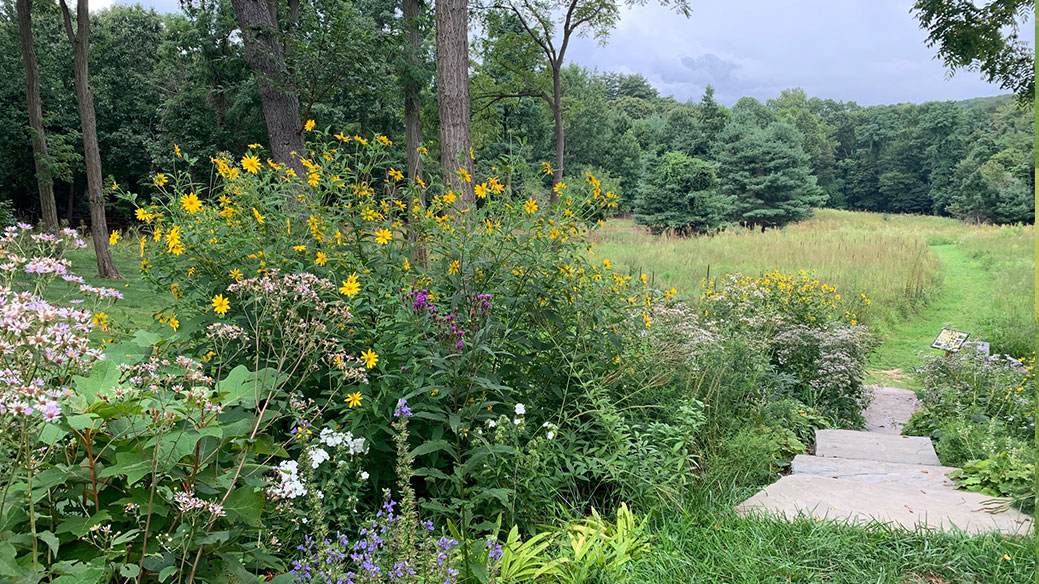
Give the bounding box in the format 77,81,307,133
394,398,412,418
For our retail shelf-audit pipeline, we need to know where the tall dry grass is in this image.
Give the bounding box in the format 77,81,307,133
590,209,1029,327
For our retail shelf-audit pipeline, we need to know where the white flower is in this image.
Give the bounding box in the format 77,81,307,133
547,431,555,440
360,471,369,480
513,418,521,425
514,403,526,416
308,447,330,469
487,419,496,428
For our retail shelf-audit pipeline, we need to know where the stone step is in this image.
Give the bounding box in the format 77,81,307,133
735,475,1033,535
863,386,920,434
815,429,940,465
791,454,957,489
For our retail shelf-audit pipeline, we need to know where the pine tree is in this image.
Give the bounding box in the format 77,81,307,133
633,151,732,235
716,116,825,230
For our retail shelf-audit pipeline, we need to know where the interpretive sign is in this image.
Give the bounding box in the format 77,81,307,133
931,328,969,352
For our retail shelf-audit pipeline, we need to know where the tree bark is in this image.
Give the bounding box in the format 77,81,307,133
551,65,563,204
59,0,120,278
17,0,59,230
435,0,474,204
402,0,423,185
230,0,305,177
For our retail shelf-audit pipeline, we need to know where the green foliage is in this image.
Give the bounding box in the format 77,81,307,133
715,103,825,229
633,152,731,235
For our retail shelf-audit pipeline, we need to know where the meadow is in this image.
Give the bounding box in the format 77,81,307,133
594,209,1035,384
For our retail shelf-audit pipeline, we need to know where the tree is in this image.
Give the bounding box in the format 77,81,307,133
694,84,727,156
435,0,475,202
634,151,731,235
493,0,689,202
58,0,119,277
16,0,58,228
716,107,825,230
229,0,305,176
912,0,1034,102
401,0,425,183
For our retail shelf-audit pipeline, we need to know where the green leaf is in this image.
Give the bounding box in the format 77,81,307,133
224,487,264,527
119,564,141,578
98,450,153,486
38,423,68,446
0,541,19,577
57,511,112,537
72,360,120,404
67,413,100,431
158,566,178,582
38,530,59,555
410,439,454,459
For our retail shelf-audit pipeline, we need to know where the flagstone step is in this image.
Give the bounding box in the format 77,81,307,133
815,429,941,465
735,474,1033,535
862,386,920,434
791,454,957,489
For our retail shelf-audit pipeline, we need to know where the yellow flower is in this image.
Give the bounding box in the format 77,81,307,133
229,268,243,281
488,177,504,193
376,135,391,145
456,167,471,183
553,181,567,194
361,348,379,369
346,392,363,408
304,119,316,131
339,273,361,297
170,283,180,299
474,183,487,199
109,231,119,246
241,154,261,174
180,192,203,214
211,294,230,315
417,146,428,155
154,173,169,186
388,168,404,181
402,257,411,271
248,143,262,149
469,146,475,160
448,260,460,275
174,144,181,158
354,135,368,146
524,198,538,214
252,208,265,224
375,228,392,245
315,252,328,266
443,191,457,205
111,181,119,191
603,259,611,270
308,173,320,187
169,315,180,331
540,161,552,175
335,132,350,142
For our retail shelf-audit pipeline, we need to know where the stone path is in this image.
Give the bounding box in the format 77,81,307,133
735,386,1034,535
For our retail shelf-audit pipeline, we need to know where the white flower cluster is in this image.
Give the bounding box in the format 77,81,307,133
269,460,306,499
513,402,526,425
541,421,557,440
319,427,366,455
308,446,330,469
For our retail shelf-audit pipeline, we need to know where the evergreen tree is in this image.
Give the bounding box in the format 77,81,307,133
716,116,825,229
634,151,731,235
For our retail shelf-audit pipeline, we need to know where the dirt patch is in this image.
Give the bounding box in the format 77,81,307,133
878,368,908,382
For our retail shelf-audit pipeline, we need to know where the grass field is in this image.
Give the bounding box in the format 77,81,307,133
593,209,1035,386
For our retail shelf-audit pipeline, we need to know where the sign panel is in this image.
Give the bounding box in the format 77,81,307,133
931,328,969,352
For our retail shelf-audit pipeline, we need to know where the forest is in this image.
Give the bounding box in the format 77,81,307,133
0,1,1034,233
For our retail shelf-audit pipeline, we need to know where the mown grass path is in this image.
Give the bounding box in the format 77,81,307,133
867,243,992,389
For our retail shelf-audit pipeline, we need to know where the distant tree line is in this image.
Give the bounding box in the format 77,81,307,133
0,0,1033,245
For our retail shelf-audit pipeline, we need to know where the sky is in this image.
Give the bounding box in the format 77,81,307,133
93,0,1034,106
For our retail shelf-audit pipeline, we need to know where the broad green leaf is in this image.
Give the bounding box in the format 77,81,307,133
98,450,153,487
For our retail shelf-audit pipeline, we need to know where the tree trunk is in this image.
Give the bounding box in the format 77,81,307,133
66,180,74,223
60,0,120,278
435,0,474,204
551,65,564,205
402,0,423,185
17,0,58,230
230,0,305,177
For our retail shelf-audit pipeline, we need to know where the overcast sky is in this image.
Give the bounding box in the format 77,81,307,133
94,0,1033,106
